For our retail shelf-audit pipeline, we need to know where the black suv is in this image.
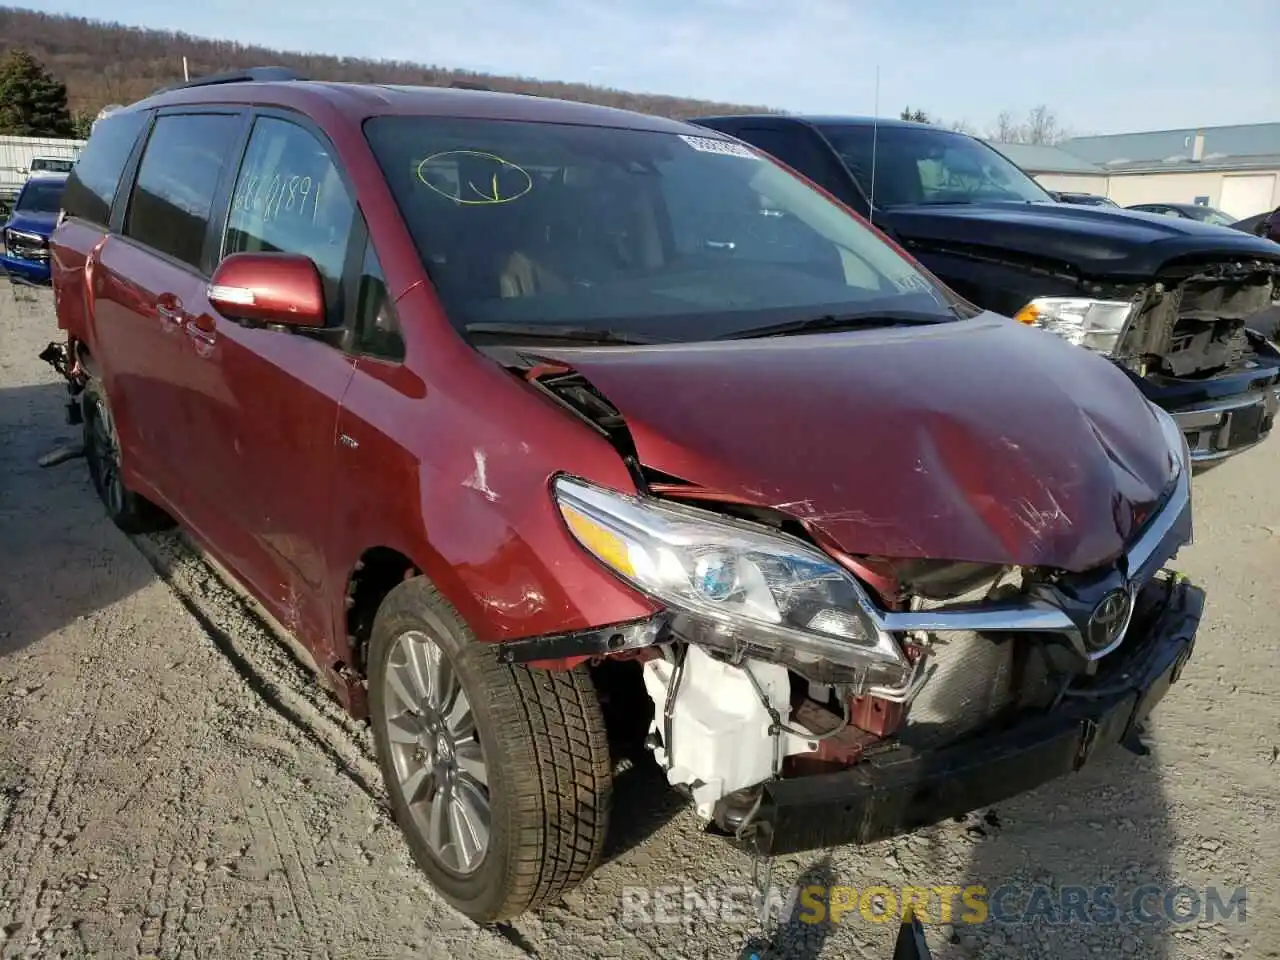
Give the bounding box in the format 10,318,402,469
692,115,1280,467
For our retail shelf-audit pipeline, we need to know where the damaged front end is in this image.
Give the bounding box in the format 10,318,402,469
545,452,1197,856
1114,260,1276,380
1135,261,1280,464
495,348,1201,862
1040,258,1280,464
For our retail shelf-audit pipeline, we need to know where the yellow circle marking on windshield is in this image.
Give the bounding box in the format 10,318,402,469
416,150,534,205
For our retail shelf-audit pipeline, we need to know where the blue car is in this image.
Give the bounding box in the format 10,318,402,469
1,172,68,285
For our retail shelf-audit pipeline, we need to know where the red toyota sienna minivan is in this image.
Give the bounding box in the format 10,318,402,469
48,68,1202,925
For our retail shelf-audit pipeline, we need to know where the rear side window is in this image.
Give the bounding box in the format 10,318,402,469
60,110,149,227
223,117,355,326
124,113,240,270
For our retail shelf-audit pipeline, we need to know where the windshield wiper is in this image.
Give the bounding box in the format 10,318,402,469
721,309,952,340
463,322,659,345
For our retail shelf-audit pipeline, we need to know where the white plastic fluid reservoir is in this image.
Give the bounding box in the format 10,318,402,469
642,646,794,820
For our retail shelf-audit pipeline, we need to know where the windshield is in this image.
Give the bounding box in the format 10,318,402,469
819,125,1053,207
15,180,65,214
364,117,960,340
31,158,73,174
1187,206,1235,227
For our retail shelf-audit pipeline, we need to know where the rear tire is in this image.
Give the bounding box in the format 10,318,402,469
82,379,172,534
368,577,612,922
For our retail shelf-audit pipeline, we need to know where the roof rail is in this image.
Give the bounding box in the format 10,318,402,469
153,66,303,96
448,80,491,91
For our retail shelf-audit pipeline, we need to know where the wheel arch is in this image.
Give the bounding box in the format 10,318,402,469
343,545,420,677
340,541,491,681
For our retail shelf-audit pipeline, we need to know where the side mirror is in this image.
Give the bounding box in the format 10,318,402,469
207,252,326,328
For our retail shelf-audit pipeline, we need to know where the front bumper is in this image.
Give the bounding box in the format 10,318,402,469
1138,337,1280,464
1169,389,1280,465
741,575,1203,857
0,252,52,285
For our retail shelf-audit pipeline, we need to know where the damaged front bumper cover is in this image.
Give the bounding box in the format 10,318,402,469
739,576,1203,857
1142,335,1280,464
1167,387,1280,464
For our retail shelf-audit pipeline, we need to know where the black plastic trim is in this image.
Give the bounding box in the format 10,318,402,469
494,615,669,664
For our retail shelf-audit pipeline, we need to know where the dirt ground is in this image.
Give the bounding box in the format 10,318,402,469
0,279,1277,960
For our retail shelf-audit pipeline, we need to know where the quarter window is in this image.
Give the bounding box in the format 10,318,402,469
354,241,404,362
123,113,240,269
224,117,355,326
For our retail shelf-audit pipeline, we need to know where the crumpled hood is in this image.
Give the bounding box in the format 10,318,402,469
3,210,57,239
537,315,1177,572
887,201,1280,279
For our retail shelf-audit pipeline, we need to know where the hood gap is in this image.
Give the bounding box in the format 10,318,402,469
519,363,650,491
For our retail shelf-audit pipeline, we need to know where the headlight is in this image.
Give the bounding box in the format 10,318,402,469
4,228,48,259
553,476,909,688
4,228,44,246
1013,297,1136,354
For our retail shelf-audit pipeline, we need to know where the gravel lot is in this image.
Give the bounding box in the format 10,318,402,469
0,279,1277,960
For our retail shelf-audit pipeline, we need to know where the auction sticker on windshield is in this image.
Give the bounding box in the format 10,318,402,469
678,135,760,159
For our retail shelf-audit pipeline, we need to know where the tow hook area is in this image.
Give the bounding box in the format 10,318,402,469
36,340,87,469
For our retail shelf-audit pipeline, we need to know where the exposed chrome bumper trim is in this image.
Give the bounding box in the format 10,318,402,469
876,598,1075,634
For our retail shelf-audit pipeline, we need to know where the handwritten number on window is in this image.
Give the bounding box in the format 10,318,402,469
234,170,322,223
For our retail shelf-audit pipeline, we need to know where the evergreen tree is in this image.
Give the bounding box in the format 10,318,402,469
899,107,930,123
0,48,75,137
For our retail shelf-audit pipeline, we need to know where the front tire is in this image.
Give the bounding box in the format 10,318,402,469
368,577,612,922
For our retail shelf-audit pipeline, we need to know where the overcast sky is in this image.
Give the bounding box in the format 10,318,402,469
33,0,1280,135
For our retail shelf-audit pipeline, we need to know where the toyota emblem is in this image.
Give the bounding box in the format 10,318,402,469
1086,588,1133,652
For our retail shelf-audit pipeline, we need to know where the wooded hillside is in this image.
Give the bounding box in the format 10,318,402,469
0,6,774,121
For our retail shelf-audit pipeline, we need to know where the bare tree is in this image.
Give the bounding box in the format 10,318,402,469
1024,105,1067,145
100,65,129,106
988,110,1021,143
985,106,1072,145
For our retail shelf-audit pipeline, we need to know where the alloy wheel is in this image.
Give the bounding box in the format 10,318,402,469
382,629,490,874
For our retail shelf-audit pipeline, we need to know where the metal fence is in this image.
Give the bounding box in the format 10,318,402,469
0,135,87,200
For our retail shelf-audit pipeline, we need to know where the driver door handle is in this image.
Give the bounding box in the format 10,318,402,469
156,295,187,325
